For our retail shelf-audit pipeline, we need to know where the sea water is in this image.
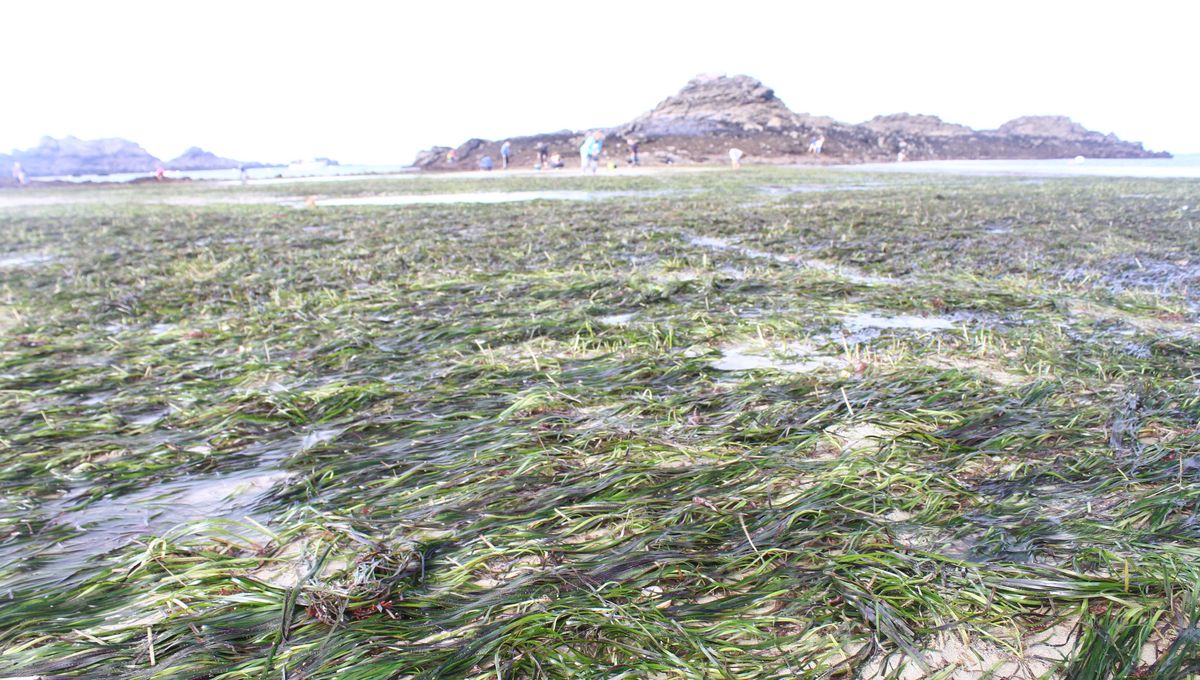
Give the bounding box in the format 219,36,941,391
845,154,1200,178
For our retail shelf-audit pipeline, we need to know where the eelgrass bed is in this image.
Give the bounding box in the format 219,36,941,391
1,167,1198,678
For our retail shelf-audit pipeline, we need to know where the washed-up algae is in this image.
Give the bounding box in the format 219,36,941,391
0,168,1199,678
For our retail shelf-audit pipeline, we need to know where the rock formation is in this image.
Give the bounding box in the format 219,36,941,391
165,147,263,171
414,74,1168,169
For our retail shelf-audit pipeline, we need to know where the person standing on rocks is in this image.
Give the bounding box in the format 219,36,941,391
500,141,512,169
580,132,603,174
536,142,549,168
627,139,640,166
728,147,744,169
579,134,591,171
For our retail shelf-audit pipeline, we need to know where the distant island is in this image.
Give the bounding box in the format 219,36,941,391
0,137,278,177
414,74,1170,169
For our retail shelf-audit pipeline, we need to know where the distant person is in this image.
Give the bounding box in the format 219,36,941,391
808,135,825,155
238,164,248,184
548,153,564,169
155,166,166,181
627,139,640,166
581,131,603,174
11,161,27,185
479,155,494,171
729,147,745,169
500,141,511,169
536,142,549,167
446,149,458,164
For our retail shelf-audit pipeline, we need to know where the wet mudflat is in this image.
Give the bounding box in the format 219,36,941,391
1,167,1199,678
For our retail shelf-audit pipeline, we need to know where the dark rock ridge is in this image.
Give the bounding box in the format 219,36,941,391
165,147,268,171
0,137,271,177
415,74,1168,169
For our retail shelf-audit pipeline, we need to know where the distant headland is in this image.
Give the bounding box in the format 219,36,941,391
0,137,279,178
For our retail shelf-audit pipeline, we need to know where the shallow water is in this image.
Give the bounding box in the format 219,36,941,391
846,154,1200,178
842,312,958,331
597,313,637,326
684,233,895,285
0,427,343,588
0,467,290,590
0,253,56,268
710,342,841,373
318,189,676,207
757,184,879,196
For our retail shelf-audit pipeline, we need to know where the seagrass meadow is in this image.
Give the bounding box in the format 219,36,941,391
1,167,1199,679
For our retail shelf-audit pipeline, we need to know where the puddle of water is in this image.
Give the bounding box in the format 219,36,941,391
1,427,344,590
0,253,56,269
317,189,675,207
688,235,737,250
597,313,637,326
710,342,842,374
757,184,878,196
684,234,895,285
842,312,957,331
0,466,293,589
652,270,701,283
125,409,170,427
299,427,341,450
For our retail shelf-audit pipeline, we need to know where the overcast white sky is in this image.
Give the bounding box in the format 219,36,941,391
4,1,1195,164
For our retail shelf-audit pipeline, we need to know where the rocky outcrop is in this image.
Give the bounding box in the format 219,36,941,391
165,147,263,171
1,136,160,176
994,115,1103,141
863,114,973,137
622,74,830,136
418,74,1168,169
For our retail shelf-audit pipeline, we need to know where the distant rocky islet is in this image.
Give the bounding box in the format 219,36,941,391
415,74,1169,169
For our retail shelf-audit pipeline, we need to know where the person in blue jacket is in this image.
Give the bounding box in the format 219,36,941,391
580,132,603,174
479,155,494,171
500,141,511,169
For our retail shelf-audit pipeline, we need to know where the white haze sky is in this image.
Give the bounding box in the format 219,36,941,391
4,0,1196,164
